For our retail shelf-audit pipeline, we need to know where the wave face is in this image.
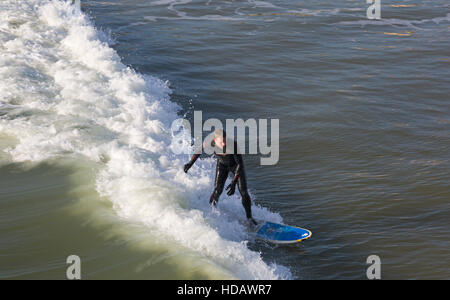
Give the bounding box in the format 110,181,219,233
0,0,289,279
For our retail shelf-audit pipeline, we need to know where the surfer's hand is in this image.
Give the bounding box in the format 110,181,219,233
183,163,192,173
226,181,236,196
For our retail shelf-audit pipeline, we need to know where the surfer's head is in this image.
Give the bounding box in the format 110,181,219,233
214,129,226,149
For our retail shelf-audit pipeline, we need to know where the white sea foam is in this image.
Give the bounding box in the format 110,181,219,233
0,0,290,279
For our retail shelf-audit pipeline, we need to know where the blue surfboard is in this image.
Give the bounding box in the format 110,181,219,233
256,221,312,244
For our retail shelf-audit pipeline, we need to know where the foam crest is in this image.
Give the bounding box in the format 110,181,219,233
0,0,290,279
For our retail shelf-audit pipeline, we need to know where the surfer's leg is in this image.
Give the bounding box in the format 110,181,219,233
236,172,254,221
210,163,228,206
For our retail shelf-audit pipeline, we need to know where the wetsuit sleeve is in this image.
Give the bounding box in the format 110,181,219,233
184,153,200,173
188,153,200,166
188,138,214,166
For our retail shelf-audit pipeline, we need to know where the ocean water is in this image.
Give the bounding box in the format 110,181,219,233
0,0,449,280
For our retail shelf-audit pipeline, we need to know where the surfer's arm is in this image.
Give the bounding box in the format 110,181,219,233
184,153,200,173
189,153,201,165
184,139,211,173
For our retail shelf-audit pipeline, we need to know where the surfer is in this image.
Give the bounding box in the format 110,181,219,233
183,129,258,226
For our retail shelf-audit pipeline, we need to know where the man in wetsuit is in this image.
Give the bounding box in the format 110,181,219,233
183,129,258,226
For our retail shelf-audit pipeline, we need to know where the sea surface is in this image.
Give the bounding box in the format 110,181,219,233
0,0,449,279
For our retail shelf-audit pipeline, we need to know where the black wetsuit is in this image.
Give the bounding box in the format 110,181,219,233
185,140,253,220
